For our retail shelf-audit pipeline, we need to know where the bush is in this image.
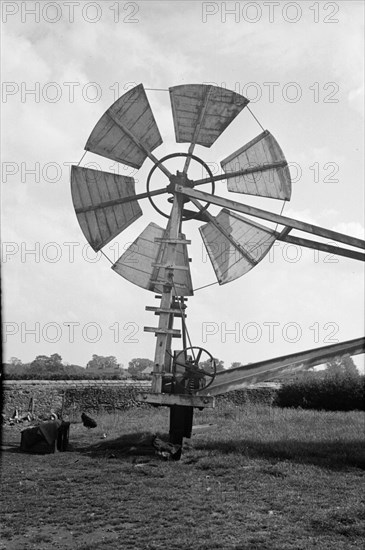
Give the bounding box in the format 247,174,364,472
275,372,365,411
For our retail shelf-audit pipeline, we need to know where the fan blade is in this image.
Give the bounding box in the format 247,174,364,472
221,130,291,200
169,84,248,148
199,208,276,285
85,84,162,169
112,223,193,296
71,166,142,251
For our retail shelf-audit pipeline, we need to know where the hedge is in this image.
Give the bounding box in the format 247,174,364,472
275,373,365,411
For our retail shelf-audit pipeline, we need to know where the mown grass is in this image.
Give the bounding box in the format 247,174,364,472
1,402,364,550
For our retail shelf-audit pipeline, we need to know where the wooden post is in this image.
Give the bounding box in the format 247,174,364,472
152,189,185,393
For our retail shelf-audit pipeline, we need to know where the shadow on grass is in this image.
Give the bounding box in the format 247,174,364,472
74,431,169,459
71,430,365,470
193,438,365,470
2,432,166,460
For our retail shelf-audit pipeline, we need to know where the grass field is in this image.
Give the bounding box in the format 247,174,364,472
1,402,364,550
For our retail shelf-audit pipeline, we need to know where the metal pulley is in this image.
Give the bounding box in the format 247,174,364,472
172,347,217,394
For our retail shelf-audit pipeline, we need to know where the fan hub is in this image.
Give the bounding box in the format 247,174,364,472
146,152,215,220
167,171,194,194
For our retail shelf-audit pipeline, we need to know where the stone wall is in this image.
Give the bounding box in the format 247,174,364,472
2,380,279,420
2,380,152,420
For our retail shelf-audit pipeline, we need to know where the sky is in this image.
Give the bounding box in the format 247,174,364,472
1,0,364,372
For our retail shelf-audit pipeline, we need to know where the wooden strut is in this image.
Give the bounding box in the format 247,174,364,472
177,187,365,256
199,337,365,396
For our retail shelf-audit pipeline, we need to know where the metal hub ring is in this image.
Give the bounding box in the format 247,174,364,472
146,152,215,220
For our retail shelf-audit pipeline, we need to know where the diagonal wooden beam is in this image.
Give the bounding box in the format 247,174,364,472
198,337,365,396
276,233,365,262
177,187,365,251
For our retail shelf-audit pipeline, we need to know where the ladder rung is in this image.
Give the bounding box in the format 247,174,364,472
144,327,181,337
151,263,190,271
145,306,186,318
150,280,186,288
154,238,191,244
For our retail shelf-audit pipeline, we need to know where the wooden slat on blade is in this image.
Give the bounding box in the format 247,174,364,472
85,84,162,169
71,166,142,251
112,223,193,295
199,209,276,285
169,84,248,147
221,131,291,200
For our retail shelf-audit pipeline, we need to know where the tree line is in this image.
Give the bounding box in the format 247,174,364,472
2,353,360,381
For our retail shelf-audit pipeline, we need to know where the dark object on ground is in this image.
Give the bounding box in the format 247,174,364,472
20,420,70,453
57,421,70,451
81,412,97,429
152,436,181,460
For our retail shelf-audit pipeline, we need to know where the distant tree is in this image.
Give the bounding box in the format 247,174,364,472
230,362,242,369
86,354,120,371
9,357,23,366
27,354,64,377
50,353,62,366
325,356,359,378
128,358,154,377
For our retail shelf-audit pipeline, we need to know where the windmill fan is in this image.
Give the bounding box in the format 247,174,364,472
71,84,290,291
71,83,364,456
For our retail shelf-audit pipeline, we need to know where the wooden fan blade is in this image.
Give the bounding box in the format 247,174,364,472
169,84,249,148
221,130,292,200
199,208,276,285
85,84,163,169
71,166,142,252
112,222,193,296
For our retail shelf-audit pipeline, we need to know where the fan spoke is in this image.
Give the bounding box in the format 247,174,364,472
192,162,287,187
182,86,213,174
221,131,291,200
71,166,143,251
75,187,167,214
85,84,164,171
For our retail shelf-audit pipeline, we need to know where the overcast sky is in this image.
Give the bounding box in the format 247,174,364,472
2,0,364,371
